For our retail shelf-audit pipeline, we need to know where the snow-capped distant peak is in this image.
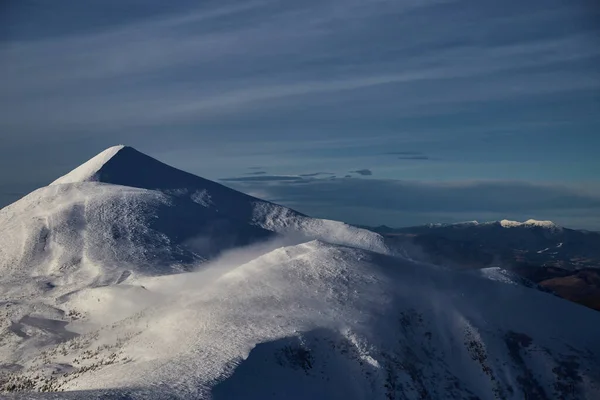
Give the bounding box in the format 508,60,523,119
457,220,480,226
523,219,557,228
50,145,127,185
498,219,522,228
497,219,558,228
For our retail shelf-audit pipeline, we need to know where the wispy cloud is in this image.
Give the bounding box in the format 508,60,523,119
386,151,424,156
398,155,430,160
1,0,598,142
350,169,373,176
298,172,334,177
245,171,268,175
220,175,305,182
385,151,431,160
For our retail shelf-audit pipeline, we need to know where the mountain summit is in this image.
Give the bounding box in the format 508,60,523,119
51,145,129,185
49,145,287,227
51,145,246,196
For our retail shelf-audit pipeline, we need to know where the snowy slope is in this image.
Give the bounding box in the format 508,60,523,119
1,146,599,399
0,146,389,395
2,241,600,399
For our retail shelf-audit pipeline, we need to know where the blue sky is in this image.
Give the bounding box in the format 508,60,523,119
1,0,599,229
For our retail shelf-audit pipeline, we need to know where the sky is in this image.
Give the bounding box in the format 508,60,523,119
1,0,599,229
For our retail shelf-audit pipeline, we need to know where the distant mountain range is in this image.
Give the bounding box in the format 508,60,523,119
362,221,600,311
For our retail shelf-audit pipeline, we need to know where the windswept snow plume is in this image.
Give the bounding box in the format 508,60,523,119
1,147,599,399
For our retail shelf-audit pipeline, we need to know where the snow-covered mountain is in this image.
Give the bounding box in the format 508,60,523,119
1,147,599,399
0,145,387,280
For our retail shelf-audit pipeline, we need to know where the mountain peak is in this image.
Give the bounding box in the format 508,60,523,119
49,145,216,192
50,145,130,185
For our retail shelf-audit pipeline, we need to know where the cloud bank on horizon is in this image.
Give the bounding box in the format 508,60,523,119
0,0,598,228
221,176,600,230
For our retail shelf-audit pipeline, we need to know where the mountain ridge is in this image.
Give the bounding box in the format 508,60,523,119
422,219,560,229
363,220,600,311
